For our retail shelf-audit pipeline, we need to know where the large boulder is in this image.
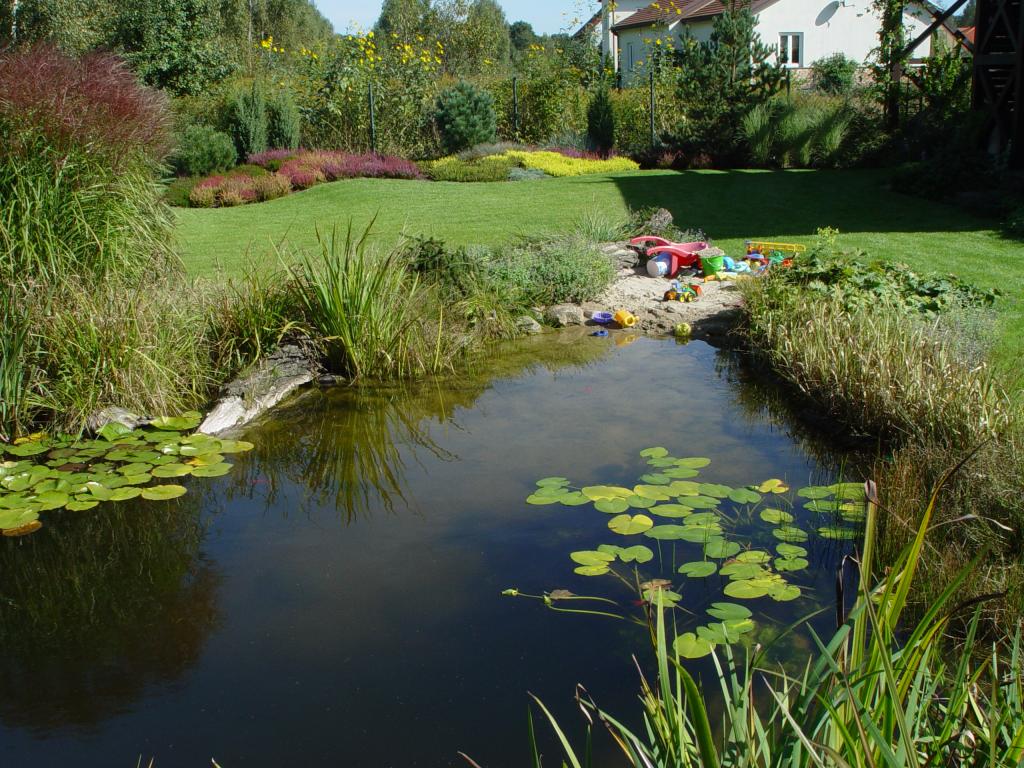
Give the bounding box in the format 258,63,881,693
544,304,585,327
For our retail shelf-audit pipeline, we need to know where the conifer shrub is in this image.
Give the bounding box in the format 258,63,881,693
587,84,616,157
434,81,497,155
267,89,301,150
173,124,238,177
229,83,268,160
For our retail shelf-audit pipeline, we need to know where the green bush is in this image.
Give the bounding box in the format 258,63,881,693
434,81,498,155
487,236,616,306
267,89,301,150
587,84,615,156
172,125,237,176
229,82,268,160
811,53,859,95
421,154,517,182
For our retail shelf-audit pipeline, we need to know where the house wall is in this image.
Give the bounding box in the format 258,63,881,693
754,0,934,67
601,0,655,67
615,0,937,87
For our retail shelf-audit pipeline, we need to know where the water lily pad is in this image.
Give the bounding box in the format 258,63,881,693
118,462,153,476
526,493,561,506
720,562,771,580
4,442,49,457
119,474,153,487
663,467,700,479
574,564,611,576
818,526,860,540
3,520,42,536
140,484,187,501
536,477,569,488
640,447,668,459
679,495,719,510
644,525,690,541
595,498,630,515
618,545,654,563
640,473,672,485
646,457,679,468
729,488,762,505
707,602,752,621
680,524,723,542
684,511,719,526
559,492,590,507
757,479,785,493
774,557,810,572
760,508,795,524
152,463,193,478
0,509,39,530
698,483,732,499
649,504,694,519
769,584,802,601
150,412,202,431
643,588,682,608
797,486,833,500
697,623,734,644
773,526,809,542
805,500,842,514
829,482,866,500
571,550,616,566
97,423,134,441
667,480,700,495
625,494,657,509
109,487,142,502
723,580,771,599
582,485,632,501
679,561,717,578
533,485,570,499
674,632,715,659
608,514,654,535
735,550,772,564
191,463,232,478
633,485,671,501
776,543,808,558
676,457,711,469
703,538,741,559
179,441,223,458
66,499,99,512
33,490,69,511
187,453,225,467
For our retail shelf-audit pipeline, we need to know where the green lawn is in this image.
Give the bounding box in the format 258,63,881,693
175,168,1021,370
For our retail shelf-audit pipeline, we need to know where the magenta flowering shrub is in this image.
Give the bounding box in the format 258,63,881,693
247,148,298,167
188,174,262,208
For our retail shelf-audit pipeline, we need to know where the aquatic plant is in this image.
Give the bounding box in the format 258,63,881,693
0,413,252,537
506,446,868,659
495,465,1024,768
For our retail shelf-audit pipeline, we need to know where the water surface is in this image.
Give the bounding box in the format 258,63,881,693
0,332,859,767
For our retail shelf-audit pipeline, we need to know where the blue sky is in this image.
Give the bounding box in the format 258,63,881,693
313,1,592,35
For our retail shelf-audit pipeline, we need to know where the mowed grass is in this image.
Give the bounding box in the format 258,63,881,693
175,168,1021,373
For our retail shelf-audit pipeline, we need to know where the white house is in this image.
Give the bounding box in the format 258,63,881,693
577,0,948,86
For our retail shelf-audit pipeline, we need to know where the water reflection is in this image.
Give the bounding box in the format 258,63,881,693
0,497,216,733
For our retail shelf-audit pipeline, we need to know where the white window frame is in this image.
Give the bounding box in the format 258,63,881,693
779,32,804,67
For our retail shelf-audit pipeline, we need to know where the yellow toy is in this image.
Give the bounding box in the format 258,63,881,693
613,309,637,328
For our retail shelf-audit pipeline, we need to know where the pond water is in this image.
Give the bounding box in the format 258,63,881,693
0,331,863,768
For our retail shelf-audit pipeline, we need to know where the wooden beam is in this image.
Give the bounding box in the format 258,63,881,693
898,0,972,60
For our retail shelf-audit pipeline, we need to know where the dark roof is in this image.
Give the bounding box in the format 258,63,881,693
610,0,779,29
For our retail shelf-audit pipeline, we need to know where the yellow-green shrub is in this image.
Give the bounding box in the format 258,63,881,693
502,150,639,177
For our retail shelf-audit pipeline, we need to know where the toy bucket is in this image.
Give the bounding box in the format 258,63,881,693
701,255,725,277
647,255,671,277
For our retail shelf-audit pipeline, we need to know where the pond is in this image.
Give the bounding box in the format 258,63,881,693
0,331,865,767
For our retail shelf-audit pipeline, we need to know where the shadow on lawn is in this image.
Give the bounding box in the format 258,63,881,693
603,168,991,240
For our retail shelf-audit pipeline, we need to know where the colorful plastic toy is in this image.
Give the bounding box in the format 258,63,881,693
613,309,638,328
631,236,709,279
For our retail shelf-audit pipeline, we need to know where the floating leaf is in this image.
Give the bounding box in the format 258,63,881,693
805,500,842,514
818,526,860,540
643,588,682,608
667,480,700,495
775,557,810,572
618,545,654,563
663,467,700,479
698,483,732,499
179,441,223,458
829,482,866,500
773,526,809,542
646,457,679,468
776,543,808,558
649,504,694,519
707,602,752,621
728,487,762,505
140,484,187,501
574,564,610,576
66,499,99,512
536,477,569,488
676,457,711,469
191,463,232,478
769,584,802,601
720,562,770,580
559,492,590,507
595,498,630,515
674,632,715,659
735,550,772,564
679,561,717,578
757,479,784,493
4,442,49,457
187,453,225,467
0,509,39,530
703,538,741,559
625,494,657,509
639,447,668,459
723,580,771,599
640,473,672,485
679,495,719,510
760,508,795,524
109,487,142,502
526,494,561,506
3,520,42,537
582,485,632,501
97,423,134,442
633,485,671,501
118,462,153,476
697,623,733,644
150,412,202,431
571,550,616,566
152,463,193,478
608,514,654,536
644,525,690,541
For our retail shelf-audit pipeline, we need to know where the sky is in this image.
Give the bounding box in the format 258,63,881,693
312,0,592,35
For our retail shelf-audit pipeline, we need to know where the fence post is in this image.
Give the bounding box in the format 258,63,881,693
649,70,656,150
368,81,377,155
512,76,520,138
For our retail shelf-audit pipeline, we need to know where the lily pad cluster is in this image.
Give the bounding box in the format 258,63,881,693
0,412,253,537
516,447,868,659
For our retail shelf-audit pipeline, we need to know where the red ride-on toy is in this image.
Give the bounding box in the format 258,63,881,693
631,236,710,278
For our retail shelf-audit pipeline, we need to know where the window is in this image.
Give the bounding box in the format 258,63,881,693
628,42,635,71
779,33,804,66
